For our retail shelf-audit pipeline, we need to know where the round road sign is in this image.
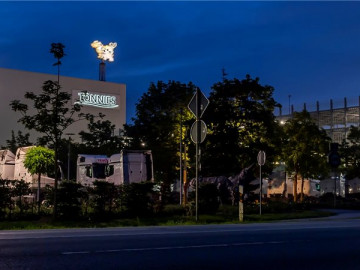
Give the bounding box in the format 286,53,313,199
190,120,207,144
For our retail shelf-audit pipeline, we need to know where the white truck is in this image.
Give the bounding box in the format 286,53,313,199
76,154,109,186
76,150,153,186
106,150,154,185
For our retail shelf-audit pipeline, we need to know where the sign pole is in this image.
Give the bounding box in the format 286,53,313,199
260,164,262,215
179,108,183,206
195,88,200,222
187,87,209,222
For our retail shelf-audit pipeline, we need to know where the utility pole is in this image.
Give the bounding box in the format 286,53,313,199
65,133,74,180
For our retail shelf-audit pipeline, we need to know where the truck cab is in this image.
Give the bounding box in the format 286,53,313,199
106,150,153,185
76,155,109,186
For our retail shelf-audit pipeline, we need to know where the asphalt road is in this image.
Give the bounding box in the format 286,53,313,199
1,210,360,270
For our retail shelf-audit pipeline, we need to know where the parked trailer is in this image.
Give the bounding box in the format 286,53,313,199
106,150,154,185
0,150,15,180
76,154,109,186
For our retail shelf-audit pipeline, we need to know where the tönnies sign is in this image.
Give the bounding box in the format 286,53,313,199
73,90,120,109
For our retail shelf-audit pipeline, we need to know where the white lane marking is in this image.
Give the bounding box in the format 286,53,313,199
62,251,90,255
63,241,284,255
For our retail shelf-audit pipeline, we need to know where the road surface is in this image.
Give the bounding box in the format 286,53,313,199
1,210,360,270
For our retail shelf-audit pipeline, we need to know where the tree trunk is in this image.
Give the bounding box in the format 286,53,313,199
293,172,298,202
37,173,41,214
183,169,188,205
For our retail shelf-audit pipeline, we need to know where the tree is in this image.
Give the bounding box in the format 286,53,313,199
339,126,360,179
126,81,195,201
282,110,330,202
6,130,32,154
50,43,66,82
23,146,55,213
9,43,91,218
202,75,282,177
79,117,126,156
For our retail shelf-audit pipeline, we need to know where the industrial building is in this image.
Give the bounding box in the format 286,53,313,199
0,67,126,146
276,97,360,144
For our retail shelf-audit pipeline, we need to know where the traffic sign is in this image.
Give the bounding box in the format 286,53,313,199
190,120,207,144
188,89,209,118
257,151,266,166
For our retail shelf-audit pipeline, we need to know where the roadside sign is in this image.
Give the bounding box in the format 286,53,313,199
188,89,209,118
257,151,266,166
190,120,207,144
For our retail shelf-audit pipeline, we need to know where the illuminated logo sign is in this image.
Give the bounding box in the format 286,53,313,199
73,90,119,109
91,40,117,62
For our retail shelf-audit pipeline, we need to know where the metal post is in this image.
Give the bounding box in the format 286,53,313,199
288,94,291,115
68,140,71,181
99,61,106,81
66,133,74,180
260,164,262,215
195,88,200,222
334,169,337,208
179,108,183,205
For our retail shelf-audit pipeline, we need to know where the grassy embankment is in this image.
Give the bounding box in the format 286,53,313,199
0,205,334,230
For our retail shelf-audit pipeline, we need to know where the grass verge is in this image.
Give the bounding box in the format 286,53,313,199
0,209,334,230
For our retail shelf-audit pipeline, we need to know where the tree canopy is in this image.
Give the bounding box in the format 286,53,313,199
202,75,282,177
282,110,330,201
126,80,195,199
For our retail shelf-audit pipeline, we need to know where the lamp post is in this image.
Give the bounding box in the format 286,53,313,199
65,133,74,180
179,108,183,205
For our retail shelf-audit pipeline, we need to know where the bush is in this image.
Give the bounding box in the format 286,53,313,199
57,181,85,219
120,182,155,217
198,183,220,214
90,181,118,218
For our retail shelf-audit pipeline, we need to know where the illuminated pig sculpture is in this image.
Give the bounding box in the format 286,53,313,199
91,40,117,62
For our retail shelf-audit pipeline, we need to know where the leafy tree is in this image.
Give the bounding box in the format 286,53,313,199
339,126,360,179
23,146,55,213
126,81,195,201
50,43,66,82
9,43,93,218
6,130,32,154
79,117,127,156
282,110,330,202
202,75,282,177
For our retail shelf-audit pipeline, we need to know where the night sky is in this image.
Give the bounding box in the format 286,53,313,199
1,1,360,122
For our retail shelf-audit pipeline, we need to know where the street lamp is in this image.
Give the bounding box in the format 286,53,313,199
65,133,74,180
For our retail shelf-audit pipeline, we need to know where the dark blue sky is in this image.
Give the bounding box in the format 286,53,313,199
1,1,360,122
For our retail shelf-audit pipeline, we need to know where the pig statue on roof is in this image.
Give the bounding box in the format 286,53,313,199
91,40,117,62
